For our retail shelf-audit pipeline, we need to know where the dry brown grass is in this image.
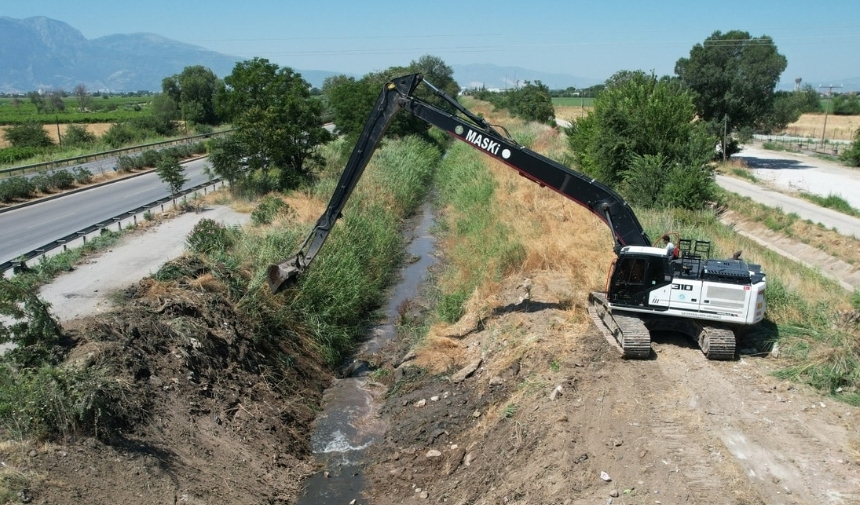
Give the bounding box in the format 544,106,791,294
554,105,592,123
419,100,618,369
783,113,859,141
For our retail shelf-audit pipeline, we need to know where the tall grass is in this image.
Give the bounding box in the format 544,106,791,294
201,135,441,366
433,141,526,322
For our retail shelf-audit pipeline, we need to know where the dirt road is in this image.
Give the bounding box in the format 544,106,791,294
733,144,860,211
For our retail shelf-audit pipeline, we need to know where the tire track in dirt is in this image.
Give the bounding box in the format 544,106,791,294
570,343,748,504
651,338,860,504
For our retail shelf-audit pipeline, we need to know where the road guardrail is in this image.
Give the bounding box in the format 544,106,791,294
0,178,225,274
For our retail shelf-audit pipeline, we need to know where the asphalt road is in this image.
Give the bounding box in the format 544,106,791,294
716,175,860,237
0,158,213,264
722,143,860,237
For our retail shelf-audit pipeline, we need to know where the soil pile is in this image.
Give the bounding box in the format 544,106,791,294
3,263,331,504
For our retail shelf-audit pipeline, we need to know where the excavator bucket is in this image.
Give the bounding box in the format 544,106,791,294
267,254,306,294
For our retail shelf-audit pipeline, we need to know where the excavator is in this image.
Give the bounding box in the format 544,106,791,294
267,74,766,360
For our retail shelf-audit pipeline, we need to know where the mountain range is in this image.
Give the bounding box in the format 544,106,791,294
0,16,605,94
1,16,856,94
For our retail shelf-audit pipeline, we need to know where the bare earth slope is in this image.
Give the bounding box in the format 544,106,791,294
365,272,860,505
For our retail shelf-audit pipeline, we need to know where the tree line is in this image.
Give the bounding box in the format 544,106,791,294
5,28,860,208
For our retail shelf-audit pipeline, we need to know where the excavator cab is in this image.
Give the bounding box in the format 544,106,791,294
608,248,672,307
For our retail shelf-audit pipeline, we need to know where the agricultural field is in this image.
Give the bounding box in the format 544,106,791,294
0,95,153,125
781,113,859,141
551,96,596,108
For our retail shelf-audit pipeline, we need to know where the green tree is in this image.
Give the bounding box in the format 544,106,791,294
73,83,90,112
27,91,45,113
321,74,379,143
831,93,860,115
323,55,460,143
567,70,716,209
759,91,804,134
155,157,187,196
146,93,180,135
841,128,860,167
3,122,54,148
162,65,223,125
796,84,822,113
215,58,331,191
675,30,787,156
207,135,248,186
63,124,97,147
509,80,555,123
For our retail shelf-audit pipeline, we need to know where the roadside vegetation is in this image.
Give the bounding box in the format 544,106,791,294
0,142,206,205
715,187,860,267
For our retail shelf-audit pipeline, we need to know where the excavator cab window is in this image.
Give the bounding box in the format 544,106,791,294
609,256,668,306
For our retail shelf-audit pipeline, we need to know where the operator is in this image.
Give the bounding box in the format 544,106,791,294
661,235,677,259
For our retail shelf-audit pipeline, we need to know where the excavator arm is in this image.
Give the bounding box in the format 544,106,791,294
267,73,651,293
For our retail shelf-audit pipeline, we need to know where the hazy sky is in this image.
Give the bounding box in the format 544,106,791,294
4,0,859,86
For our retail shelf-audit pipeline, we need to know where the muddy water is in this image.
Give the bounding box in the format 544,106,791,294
297,202,438,504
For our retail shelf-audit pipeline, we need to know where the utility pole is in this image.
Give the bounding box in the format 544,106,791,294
819,84,843,147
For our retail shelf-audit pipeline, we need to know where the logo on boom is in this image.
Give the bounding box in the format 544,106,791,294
464,129,511,159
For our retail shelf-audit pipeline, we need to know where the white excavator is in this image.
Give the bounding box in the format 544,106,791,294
267,74,767,360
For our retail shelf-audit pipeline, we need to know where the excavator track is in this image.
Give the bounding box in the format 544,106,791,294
698,324,736,361
588,292,651,359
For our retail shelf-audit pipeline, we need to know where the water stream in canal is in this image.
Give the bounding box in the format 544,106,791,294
296,201,438,504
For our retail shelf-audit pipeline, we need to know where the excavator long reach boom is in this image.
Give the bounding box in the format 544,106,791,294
267,73,650,293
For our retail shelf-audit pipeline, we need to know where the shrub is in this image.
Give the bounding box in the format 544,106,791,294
62,124,96,147
115,155,141,172
251,195,290,225
186,219,234,254
30,174,51,193
0,176,35,203
101,122,138,148
139,149,161,168
2,122,54,148
0,278,63,368
0,146,40,164
48,170,75,190
841,128,860,168
71,166,93,184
